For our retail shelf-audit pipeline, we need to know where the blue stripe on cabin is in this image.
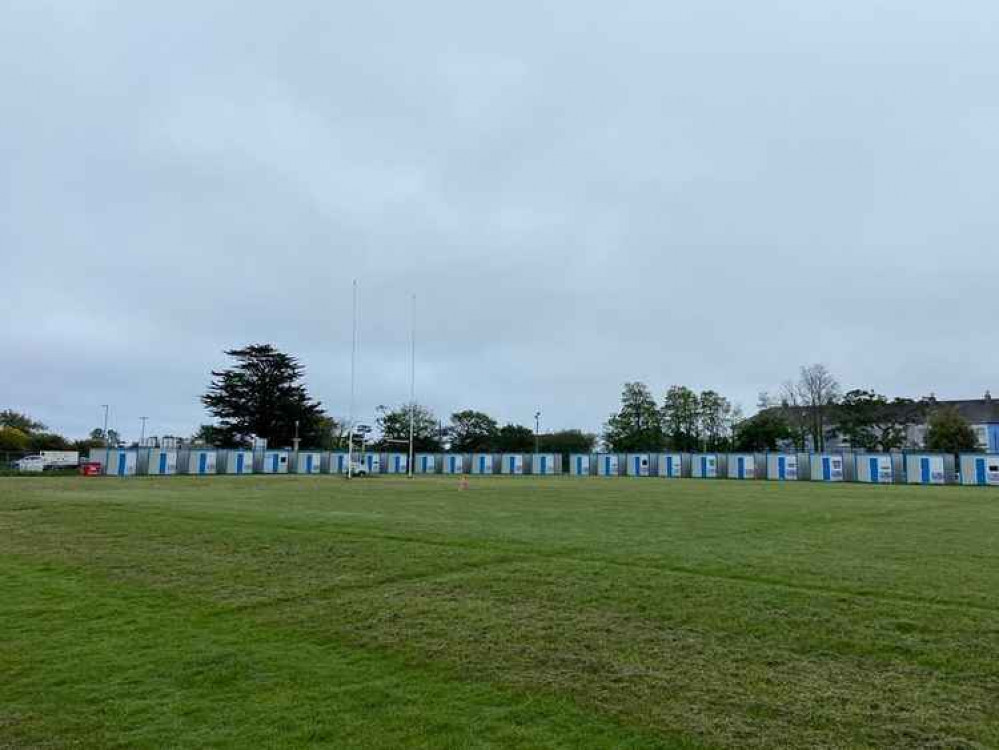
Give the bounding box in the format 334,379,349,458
700,456,707,477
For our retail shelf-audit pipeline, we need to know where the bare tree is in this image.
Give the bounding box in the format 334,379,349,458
778,380,810,451
796,364,840,451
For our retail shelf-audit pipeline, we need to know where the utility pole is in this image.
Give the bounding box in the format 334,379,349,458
534,411,541,456
293,420,300,454
139,416,148,447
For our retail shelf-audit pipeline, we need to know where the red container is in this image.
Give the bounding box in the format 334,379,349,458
80,462,102,477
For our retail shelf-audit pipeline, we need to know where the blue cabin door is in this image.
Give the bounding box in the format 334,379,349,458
158,452,168,474
604,456,612,475
198,453,207,474
576,456,583,475
737,457,745,479
700,456,708,477
822,457,831,481
236,452,244,474
976,458,987,485
541,455,548,474
306,454,314,473
271,454,278,473
479,455,486,474
778,456,786,480
666,456,673,477
117,453,126,476
868,457,879,483
920,457,930,484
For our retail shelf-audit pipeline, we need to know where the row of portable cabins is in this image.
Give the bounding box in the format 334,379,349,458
90,448,999,485
89,450,564,477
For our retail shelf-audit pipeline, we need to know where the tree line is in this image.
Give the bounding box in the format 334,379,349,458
602,364,981,454
1,347,983,456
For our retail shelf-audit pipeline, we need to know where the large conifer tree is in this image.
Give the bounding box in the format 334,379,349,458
202,344,325,448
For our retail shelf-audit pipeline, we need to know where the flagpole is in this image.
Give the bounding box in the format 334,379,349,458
347,279,358,479
408,293,416,479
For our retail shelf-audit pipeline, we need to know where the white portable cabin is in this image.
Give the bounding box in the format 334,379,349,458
595,454,620,476
470,454,494,475
219,449,253,475
384,453,409,474
324,452,349,474
855,454,896,484
414,454,438,474
292,451,322,474
257,450,290,474
532,454,558,475
626,454,651,477
570,454,592,476
91,448,138,476
727,454,759,480
442,454,466,474
691,454,720,479
138,448,177,475
905,454,949,485
501,454,525,474
362,453,381,474
766,453,801,481
178,448,217,475
810,454,846,482
959,454,999,485
657,453,682,478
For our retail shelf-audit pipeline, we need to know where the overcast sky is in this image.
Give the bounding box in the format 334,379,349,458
3,1,997,441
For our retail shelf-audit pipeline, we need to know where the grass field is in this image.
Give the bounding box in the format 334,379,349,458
2,476,998,749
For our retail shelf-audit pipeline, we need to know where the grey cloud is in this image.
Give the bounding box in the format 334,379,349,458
3,0,997,442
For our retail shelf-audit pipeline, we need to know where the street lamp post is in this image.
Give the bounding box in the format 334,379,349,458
534,411,541,457
139,416,148,447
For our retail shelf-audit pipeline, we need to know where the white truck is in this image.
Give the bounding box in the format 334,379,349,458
15,451,80,472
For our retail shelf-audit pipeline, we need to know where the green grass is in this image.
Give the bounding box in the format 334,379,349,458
2,476,998,749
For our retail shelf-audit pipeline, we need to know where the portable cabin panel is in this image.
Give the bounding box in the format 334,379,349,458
532,454,557,475
141,449,178,475
470,454,494,475
363,453,381,474
657,453,682,478
766,453,800,481
626,454,651,477
570,454,592,476
727,454,757,480
595,454,620,476
220,450,253,475
691,454,719,479
905,454,946,485
92,449,138,476
442,454,466,474
181,450,217,475
959,454,999,485
383,453,409,474
293,451,322,474
810,454,845,482
414,454,439,474
324,452,348,474
257,451,290,474
855,454,894,484
501,454,525,475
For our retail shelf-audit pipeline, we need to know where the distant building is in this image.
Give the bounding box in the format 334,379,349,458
767,392,999,452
